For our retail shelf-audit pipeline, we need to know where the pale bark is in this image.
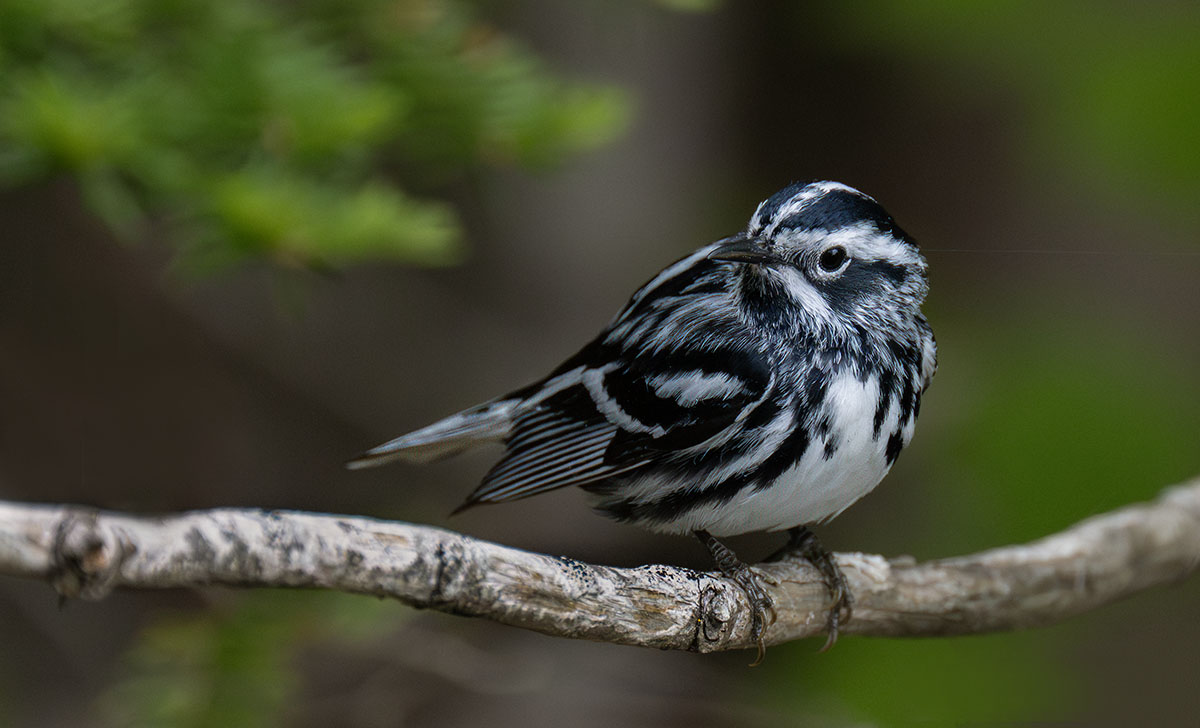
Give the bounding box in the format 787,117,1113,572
2,475,1198,656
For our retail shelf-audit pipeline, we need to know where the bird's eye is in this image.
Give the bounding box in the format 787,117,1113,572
818,246,848,272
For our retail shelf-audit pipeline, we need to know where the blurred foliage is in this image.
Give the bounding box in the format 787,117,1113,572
771,630,1083,724
836,1,1200,233
0,0,629,268
99,591,404,728
945,311,1200,548
654,0,721,12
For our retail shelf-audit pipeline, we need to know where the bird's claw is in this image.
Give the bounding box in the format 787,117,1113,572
696,530,777,666
817,581,853,652
769,526,855,652
740,569,777,666
718,560,775,666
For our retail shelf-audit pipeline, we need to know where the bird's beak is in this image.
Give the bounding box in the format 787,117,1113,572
707,235,781,265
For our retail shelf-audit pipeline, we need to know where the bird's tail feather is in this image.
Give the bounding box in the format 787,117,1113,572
346,400,518,469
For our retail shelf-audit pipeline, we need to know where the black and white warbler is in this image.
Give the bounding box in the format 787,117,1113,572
349,181,937,662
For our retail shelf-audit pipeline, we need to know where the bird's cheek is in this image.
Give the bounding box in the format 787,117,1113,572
774,267,834,316
807,276,858,313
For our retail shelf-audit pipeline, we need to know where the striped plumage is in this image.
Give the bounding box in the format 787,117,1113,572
350,181,936,657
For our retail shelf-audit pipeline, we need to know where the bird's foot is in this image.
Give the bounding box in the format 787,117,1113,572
695,530,776,666
767,527,853,652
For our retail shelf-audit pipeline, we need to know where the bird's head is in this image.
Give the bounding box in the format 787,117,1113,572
709,181,929,333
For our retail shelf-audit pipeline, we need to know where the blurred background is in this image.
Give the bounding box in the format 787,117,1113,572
1,0,1199,725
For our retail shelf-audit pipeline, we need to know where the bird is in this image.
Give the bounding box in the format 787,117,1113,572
348,180,937,663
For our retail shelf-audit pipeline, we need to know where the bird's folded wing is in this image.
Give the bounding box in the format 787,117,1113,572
459,344,772,508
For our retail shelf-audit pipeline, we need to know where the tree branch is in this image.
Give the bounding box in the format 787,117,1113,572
2,476,1199,656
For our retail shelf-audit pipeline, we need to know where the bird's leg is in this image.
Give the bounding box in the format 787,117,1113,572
765,526,852,652
695,529,775,666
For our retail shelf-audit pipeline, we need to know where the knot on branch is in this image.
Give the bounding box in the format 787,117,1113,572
695,578,739,649
51,511,129,600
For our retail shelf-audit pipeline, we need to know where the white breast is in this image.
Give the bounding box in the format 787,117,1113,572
653,370,898,536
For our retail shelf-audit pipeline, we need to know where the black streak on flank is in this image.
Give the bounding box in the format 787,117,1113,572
753,415,813,489
601,414,814,525
873,368,896,437
898,375,916,425
817,414,838,460
885,430,905,465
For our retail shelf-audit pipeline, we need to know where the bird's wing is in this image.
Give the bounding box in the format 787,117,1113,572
458,252,775,510
458,338,774,509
